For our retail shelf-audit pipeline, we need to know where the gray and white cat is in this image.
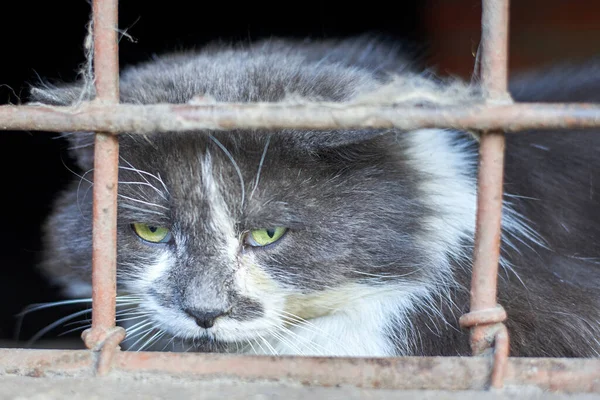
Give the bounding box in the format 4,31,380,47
31,37,600,357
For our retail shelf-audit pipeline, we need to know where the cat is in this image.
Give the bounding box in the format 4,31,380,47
29,36,600,357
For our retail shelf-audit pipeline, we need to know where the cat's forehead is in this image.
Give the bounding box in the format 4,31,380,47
117,131,316,201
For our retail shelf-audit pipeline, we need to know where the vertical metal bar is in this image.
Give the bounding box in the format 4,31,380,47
470,0,510,350
462,0,511,389
82,0,125,368
480,0,510,98
91,0,119,334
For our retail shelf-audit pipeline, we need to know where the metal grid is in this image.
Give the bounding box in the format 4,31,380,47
1,0,600,393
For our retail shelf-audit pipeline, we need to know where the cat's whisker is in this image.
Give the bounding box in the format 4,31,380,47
115,306,148,317
137,329,166,352
25,308,93,347
17,298,93,316
272,322,331,355
63,318,93,328
238,309,329,355
14,296,140,340
117,315,150,323
58,323,92,337
245,338,258,355
250,335,269,355
264,327,305,355
126,328,156,350
276,326,327,356
257,333,278,355
122,320,155,339
273,310,334,339
161,335,177,351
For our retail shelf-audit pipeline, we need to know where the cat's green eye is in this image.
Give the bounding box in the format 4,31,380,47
247,227,287,247
132,223,171,243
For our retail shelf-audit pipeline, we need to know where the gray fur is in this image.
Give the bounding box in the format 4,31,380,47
32,37,600,356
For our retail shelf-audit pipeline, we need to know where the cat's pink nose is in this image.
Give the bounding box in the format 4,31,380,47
184,308,228,329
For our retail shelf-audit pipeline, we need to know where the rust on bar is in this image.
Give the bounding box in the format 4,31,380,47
2,102,600,133
460,0,511,390
0,349,599,393
83,0,122,369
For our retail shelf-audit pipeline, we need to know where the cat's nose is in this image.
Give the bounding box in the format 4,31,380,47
184,308,228,329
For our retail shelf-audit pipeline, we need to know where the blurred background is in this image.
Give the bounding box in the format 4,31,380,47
0,0,598,348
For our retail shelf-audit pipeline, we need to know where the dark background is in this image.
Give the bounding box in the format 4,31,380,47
1,0,598,347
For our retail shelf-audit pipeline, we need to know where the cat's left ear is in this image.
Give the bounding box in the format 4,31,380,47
28,83,98,170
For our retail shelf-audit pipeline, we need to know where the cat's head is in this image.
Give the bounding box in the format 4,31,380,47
31,38,478,351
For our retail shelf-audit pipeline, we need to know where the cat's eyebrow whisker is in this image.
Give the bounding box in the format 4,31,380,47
250,135,271,200
59,154,93,185
119,161,170,196
118,194,169,210
119,181,168,201
120,203,166,216
209,134,246,210
75,167,95,216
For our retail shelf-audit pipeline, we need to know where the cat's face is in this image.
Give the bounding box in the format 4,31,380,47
108,131,432,347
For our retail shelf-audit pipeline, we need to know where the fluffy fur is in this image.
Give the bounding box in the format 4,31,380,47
31,37,600,357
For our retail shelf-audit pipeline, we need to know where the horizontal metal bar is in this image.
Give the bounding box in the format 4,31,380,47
2,102,600,133
0,349,598,392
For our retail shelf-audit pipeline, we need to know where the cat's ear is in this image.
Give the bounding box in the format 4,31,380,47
291,128,394,149
28,83,97,171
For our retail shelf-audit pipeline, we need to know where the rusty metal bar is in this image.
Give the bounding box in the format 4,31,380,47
81,0,124,373
2,102,600,133
459,0,511,390
480,1,511,101
0,349,599,393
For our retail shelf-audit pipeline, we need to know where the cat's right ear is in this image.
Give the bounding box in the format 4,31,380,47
28,83,97,171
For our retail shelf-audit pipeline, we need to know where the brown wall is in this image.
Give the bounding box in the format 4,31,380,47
422,0,600,77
